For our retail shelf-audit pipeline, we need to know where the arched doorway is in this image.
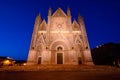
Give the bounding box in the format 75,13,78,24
50,40,69,64
38,57,41,64
57,46,63,64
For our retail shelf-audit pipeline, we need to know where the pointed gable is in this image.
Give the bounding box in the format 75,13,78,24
39,20,47,31
52,8,67,17
72,20,80,31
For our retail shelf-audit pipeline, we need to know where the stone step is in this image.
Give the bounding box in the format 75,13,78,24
0,65,120,72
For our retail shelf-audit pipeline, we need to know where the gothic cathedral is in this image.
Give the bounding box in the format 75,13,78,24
27,8,93,65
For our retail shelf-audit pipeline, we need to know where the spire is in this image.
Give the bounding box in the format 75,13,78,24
35,13,42,25
67,7,71,16
48,7,52,16
78,13,84,24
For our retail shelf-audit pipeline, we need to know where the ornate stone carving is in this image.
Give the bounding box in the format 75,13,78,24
27,7,93,65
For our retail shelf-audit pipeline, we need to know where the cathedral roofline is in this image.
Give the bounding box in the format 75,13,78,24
73,19,79,26
39,19,47,30
52,7,67,17
72,19,80,31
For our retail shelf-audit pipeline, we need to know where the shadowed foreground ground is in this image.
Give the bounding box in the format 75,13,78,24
0,71,120,80
0,65,120,80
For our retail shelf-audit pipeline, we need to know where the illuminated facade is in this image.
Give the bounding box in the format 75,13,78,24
27,8,93,65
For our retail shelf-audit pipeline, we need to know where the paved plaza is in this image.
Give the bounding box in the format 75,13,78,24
0,65,120,80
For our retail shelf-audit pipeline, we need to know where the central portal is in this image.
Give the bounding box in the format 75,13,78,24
57,53,63,64
51,41,68,64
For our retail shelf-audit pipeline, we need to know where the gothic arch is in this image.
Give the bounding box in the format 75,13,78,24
50,39,70,50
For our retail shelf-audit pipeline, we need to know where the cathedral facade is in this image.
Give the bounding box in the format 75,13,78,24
27,8,93,65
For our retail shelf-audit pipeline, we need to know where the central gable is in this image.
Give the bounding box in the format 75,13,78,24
52,8,67,17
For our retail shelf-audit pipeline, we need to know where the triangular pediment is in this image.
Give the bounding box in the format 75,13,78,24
72,20,80,31
52,8,67,17
39,20,47,31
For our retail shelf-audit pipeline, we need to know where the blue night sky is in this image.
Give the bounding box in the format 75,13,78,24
0,0,120,60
